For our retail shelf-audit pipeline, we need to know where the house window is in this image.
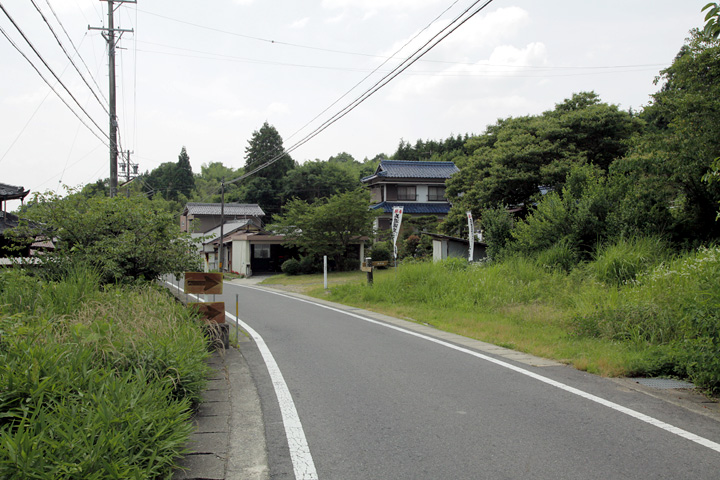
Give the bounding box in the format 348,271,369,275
428,186,446,201
397,186,416,201
254,244,271,259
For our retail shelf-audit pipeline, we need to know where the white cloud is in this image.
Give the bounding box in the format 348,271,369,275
486,42,548,69
290,17,310,29
376,7,531,64
321,0,442,11
266,102,290,116
325,13,346,24
385,42,548,102
209,108,255,120
232,0,255,5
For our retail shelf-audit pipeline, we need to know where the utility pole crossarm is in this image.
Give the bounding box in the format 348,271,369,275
89,0,135,198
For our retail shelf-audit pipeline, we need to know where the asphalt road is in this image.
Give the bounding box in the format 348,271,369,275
208,280,720,479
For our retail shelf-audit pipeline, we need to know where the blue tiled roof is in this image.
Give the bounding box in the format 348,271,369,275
370,202,452,215
362,160,459,182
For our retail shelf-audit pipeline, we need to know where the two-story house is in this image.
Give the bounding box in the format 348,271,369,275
361,160,459,231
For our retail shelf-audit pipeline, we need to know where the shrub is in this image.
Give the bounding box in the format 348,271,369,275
370,242,392,263
299,255,319,274
535,239,579,273
402,235,421,258
0,269,209,477
480,205,515,259
340,257,360,271
591,236,669,286
281,258,301,275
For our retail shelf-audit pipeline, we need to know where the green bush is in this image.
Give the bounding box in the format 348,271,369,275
591,236,669,286
480,205,515,259
535,239,579,273
370,242,392,262
281,258,301,275
341,257,360,271
0,268,209,477
299,255,319,274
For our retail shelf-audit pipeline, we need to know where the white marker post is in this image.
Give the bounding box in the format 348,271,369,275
323,255,328,290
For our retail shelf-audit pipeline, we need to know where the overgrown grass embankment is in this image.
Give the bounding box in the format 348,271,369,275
0,266,210,478
273,244,720,395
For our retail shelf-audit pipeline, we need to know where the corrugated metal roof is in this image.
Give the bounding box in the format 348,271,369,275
370,202,452,215
362,160,459,182
184,202,265,217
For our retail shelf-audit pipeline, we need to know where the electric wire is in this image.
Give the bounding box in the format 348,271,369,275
135,38,668,73
0,3,109,141
30,0,109,114
0,22,110,147
287,0,460,142
44,0,109,105
224,0,496,190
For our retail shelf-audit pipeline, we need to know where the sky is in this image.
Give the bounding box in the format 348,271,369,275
0,0,710,209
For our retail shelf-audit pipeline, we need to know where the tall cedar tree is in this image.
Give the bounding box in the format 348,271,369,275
238,122,294,216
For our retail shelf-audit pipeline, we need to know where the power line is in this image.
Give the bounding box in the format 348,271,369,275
287,0,461,143
43,0,109,106
132,37,668,78
0,23,110,147
135,6,670,72
225,0,496,189
0,2,109,141
30,0,109,114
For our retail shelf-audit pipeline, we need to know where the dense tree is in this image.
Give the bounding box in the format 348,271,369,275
235,122,294,216
270,189,378,270
193,162,241,203
142,146,195,202
623,29,720,243
14,190,200,283
390,134,469,161
281,160,359,203
442,92,642,236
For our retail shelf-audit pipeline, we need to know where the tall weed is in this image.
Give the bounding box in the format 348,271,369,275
591,236,669,286
0,268,209,476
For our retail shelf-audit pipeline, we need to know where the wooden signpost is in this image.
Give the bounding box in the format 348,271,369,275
184,272,223,295
188,302,226,324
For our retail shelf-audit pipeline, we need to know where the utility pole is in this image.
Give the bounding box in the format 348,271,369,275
90,1,135,198
119,150,139,197
219,179,225,272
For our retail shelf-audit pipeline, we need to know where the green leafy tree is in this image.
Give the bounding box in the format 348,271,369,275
628,29,720,242
236,122,294,216
443,92,642,235
281,160,359,203
14,190,200,283
193,162,241,203
143,146,195,203
703,2,720,39
510,164,616,258
479,206,515,259
270,189,378,270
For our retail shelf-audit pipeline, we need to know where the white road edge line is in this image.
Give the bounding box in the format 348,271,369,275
245,285,720,455
163,279,318,480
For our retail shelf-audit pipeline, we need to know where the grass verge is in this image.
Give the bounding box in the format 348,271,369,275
0,267,209,478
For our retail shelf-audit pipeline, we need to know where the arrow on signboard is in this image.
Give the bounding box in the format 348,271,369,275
189,302,225,324
184,272,223,294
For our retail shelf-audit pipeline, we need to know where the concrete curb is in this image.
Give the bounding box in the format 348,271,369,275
173,347,269,480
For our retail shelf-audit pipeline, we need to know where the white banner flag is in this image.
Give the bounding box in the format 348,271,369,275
467,211,474,262
391,206,404,260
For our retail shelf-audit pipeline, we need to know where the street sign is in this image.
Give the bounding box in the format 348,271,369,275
189,302,225,324
184,272,223,295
